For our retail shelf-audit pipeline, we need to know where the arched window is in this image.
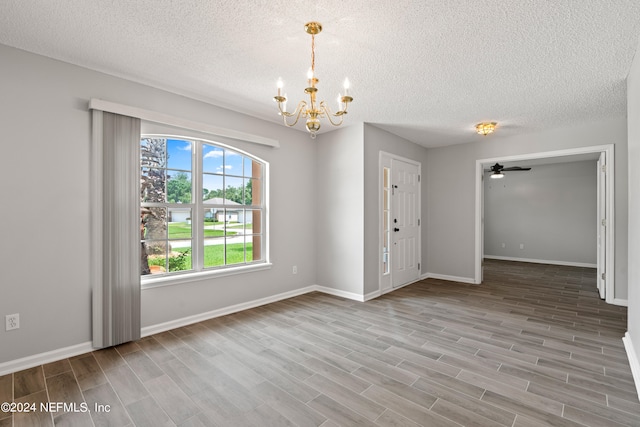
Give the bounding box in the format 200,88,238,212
140,136,266,279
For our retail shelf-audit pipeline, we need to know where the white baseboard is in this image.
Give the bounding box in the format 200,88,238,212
622,332,640,401
0,341,94,377
398,277,424,289
612,298,629,307
484,255,596,269
146,282,404,338
425,272,477,284
314,285,366,302
142,285,317,337
364,290,381,301
373,276,426,300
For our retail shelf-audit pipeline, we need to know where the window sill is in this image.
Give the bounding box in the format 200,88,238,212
141,262,273,290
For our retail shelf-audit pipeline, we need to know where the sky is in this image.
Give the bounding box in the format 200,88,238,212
166,138,248,177
163,138,259,197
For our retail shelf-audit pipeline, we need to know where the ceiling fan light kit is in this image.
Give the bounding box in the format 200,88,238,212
273,21,353,139
476,122,497,136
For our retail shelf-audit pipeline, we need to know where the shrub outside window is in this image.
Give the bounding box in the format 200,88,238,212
140,136,266,278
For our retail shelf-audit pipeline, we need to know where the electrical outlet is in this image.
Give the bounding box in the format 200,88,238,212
6,313,19,331
520,243,524,249
501,243,506,248
292,265,298,274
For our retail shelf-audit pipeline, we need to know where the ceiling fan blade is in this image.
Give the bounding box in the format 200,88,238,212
501,166,531,171
485,163,531,172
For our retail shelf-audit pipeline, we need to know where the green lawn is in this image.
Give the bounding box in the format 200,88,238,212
167,222,193,238
148,224,253,273
175,243,253,268
147,243,253,272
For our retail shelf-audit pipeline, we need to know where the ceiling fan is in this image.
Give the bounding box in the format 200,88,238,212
486,162,531,179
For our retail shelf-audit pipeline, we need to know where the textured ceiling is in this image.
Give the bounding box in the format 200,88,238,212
1,0,640,147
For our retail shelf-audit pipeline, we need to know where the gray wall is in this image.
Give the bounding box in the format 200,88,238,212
316,125,365,295
426,117,628,299
484,161,597,265
0,44,318,363
363,125,429,294
626,36,640,379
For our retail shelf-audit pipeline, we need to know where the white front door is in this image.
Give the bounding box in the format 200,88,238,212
392,159,420,288
597,152,607,299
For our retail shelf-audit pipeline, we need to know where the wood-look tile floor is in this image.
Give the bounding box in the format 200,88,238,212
1,259,638,426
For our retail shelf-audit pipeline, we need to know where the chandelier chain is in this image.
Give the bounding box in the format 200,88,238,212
311,34,315,72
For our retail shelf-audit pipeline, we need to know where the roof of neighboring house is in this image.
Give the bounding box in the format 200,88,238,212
203,197,242,206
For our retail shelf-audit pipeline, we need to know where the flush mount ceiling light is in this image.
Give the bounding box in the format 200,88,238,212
273,21,353,139
476,122,497,136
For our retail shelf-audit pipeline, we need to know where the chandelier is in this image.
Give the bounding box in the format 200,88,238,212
273,22,353,139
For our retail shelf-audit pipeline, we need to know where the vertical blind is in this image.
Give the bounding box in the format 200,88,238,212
91,110,141,348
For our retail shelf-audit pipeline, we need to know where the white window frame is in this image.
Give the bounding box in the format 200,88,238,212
141,134,270,289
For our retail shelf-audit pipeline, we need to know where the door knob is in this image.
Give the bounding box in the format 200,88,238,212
394,227,400,232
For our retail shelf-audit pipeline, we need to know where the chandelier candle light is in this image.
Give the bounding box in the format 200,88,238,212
274,21,353,139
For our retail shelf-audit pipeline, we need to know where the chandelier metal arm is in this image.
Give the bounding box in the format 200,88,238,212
276,100,308,128
319,102,345,127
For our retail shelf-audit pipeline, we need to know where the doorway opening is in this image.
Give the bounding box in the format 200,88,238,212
474,144,615,303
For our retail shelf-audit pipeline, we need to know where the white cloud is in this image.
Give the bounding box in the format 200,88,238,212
204,150,224,158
